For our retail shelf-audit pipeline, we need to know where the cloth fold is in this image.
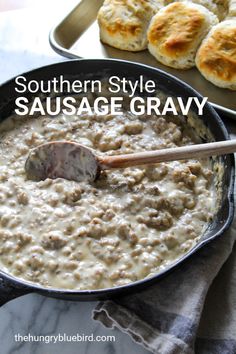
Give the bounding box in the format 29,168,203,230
93,221,236,354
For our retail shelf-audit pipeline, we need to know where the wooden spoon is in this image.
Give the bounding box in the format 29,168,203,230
25,140,236,182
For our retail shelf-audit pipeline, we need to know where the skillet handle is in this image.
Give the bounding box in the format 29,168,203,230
0,277,31,307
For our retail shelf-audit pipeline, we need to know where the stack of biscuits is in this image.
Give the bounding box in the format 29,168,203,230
97,0,236,90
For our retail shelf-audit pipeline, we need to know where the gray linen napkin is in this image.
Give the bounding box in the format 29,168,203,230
93,220,236,354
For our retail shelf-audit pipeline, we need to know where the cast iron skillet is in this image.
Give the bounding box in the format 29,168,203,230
0,59,234,306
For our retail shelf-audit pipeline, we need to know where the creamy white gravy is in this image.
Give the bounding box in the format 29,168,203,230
0,93,216,290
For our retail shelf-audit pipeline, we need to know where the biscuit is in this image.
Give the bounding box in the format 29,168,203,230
97,0,164,52
147,2,218,69
195,20,236,90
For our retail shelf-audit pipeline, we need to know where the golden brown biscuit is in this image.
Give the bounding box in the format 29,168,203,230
97,0,164,51
195,20,236,90
147,2,218,69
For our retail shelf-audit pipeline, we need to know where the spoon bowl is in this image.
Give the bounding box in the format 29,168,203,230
25,141,100,182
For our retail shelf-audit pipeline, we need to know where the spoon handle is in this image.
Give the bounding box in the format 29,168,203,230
98,139,236,169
